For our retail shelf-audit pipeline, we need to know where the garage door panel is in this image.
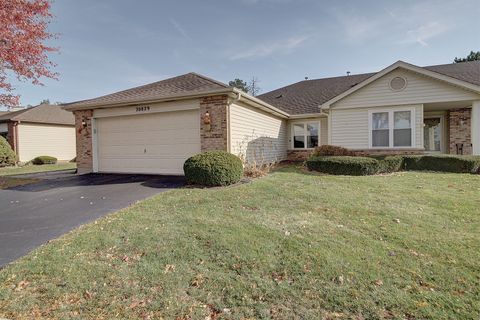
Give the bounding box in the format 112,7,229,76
98,143,200,157
96,110,200,175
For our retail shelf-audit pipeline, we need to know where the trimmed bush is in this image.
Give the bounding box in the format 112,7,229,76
306,156,379,176
370,155,405,173
312,145,354,157
184,151,243,186
403,155,480,173
0,136,16,167
31,156,57,165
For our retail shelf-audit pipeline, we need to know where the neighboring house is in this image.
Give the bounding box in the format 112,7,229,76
0,104,76,163
64,60,480,175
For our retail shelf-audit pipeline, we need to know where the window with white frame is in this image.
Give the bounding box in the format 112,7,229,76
370,109,414,148
292,122,319,149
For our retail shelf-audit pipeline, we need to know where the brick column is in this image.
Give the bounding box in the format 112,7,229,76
74,110,94,173
6,121,18,156
200,95,228,152
448,108,472,155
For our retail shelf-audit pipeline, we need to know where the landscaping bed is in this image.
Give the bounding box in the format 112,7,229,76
0,166,478,319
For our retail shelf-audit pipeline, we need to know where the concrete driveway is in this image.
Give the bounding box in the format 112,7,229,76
0,171,184,267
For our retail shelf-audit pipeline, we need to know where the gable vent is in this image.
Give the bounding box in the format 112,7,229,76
390,76,407,91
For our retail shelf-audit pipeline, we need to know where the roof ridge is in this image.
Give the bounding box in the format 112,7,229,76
188,72,230,88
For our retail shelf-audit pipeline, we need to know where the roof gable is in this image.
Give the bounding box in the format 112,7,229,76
321,61,480,109
258,60,480,115
332,67,480,109
0,104,74,125
64,72,230,109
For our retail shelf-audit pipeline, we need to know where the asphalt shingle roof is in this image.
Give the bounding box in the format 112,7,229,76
0,104,74,125
258,61,480,115
65,72,230,109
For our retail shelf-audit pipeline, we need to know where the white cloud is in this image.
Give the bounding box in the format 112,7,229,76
169,18,190,40
402,21,449,47
229,35,310,60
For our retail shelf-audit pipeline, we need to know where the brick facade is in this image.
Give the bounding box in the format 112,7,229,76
352,149,424,156
6,121,18,156
200,95,229,152
72,96,230,174
74,110,94,173
448,108,472,155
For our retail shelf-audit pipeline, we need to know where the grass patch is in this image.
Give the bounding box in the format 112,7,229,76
0,165,478,319
0,177,38,189
0,163,76,176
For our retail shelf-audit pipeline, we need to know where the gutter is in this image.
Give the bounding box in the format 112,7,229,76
62,86,291,119
232,88,289,118
62,88,239,111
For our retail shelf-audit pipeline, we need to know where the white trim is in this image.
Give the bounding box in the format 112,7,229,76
472,101,480,155
290,120,321,150
368,106,416,149
423,114,446,153
91,118,98,173
321,61,480,109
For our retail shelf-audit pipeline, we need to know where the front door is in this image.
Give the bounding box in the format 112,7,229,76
424,116,443,152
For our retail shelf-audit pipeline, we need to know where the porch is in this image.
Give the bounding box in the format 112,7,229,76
424,100,480,155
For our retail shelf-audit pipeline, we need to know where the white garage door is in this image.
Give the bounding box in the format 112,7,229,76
96,109,200,175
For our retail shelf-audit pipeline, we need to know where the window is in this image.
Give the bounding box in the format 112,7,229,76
372,112,389,147
394,111,412,147
292,122,319,149
370,109,414,148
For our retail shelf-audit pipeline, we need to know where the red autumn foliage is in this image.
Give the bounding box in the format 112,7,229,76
0,0,58,107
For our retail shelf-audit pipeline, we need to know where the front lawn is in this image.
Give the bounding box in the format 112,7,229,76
0,163,76,176
0,177,38,189
0,166,478,319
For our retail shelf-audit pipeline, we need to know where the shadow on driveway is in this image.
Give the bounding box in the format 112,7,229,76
0,172,184,267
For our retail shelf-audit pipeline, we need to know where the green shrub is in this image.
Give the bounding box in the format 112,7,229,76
403,155,480,173
312,145,354,156
0,136,16,167
184,151,244,186
306,156,379,176
31,156,57,165
369,155,405,173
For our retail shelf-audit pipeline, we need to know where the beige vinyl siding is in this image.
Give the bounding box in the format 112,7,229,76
229,102,287,163
96,109,200,175
333,69,480,109
17,123,76,162
320,118,328,145
331,105,423,149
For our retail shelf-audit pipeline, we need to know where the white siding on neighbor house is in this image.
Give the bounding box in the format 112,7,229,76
0,123,7,133
330,105,423,149
17,123,76,162
332,68,480,109
229,102,287,163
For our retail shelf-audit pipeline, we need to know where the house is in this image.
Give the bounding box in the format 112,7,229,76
63,60,480,175
0,104,76,163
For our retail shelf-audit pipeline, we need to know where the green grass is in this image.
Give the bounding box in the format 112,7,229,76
0,177,38,189
0,166,479,319
0,163,76,176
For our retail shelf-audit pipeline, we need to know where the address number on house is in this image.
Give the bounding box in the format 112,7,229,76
135,106,151,112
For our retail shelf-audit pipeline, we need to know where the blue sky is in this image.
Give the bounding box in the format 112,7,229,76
10,0,480,107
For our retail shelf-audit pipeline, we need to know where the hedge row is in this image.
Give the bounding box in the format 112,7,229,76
31,155,57,165
306,154,480,176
